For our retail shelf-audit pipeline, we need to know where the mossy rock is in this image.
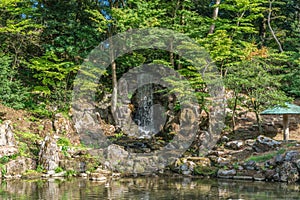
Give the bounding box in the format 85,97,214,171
194,165,218,176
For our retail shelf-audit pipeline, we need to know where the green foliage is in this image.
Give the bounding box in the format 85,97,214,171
15,131,42,144
0,54,28,109
36,165,45,173
18,142,30,157
29,51,78,110
65,169,76,177
225,55,291,130
14,131,42,157
114,132,124,139
0,164,6,176
57,137,71,157
28,103,53,118
54,167,64,173
0,156,10,164
0,0,299,138
57,137,72,147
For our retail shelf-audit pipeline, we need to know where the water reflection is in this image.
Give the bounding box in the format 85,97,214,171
0,177,299,199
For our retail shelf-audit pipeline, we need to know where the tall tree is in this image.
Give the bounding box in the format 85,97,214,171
208,0,221,34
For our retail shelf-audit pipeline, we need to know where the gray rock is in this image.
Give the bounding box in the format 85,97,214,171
265,169,276,180
253,135,281,153
254,177,265,181
243,160,256,170
182,170,192,175
0,146,18,158
47,170,55,175
52,171,66,177
233,176,253,180
273,172,280,181
59,159,86,173
38,136,60,171
295,159,300,170
180,163,189,171
284,151,299,162
217,169,236,177
217,157,231,167
245,139,255,146
225,140,244,150
0,120,15,146
220,135,230,143
276,161,299,183
79,173,88,177
275,154,284,164
90,173,107,181
53,113,73,135
5,157,36,176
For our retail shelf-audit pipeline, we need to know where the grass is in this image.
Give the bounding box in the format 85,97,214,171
246,148,286,163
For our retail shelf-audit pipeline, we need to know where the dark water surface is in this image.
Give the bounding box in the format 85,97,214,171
0,177,299,200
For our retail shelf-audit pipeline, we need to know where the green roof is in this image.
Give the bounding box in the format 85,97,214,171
261,103,300,115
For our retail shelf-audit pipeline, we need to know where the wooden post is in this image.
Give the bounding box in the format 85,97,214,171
283,114,289,141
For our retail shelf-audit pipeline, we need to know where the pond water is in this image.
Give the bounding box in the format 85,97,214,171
0,177,299,200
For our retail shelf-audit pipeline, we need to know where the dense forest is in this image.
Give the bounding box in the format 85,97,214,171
0,0,299,128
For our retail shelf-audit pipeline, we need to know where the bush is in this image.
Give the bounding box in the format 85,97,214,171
0,54,29,109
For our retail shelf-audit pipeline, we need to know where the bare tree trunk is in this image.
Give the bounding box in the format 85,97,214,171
252,101,263,133
108,0,118,115
267,0,284,53
208,0,221,34
231,93,238,132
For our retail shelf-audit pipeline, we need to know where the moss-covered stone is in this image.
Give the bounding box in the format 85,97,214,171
194,165,218,176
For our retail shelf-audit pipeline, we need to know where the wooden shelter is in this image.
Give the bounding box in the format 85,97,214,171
261,103,300,141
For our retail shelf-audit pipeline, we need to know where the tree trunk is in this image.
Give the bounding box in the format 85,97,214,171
267,0,284,53
231,93,238,132
208,0,221,34
254,110,263,133
108,0,118,115
252,100,263,133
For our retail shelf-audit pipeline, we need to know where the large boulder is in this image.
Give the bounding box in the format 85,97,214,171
0,120,15,146
217,169,236,178
5,157,36,176
53,113,74,135
252,135,281,153
274,161,299,183
38,136,60,171
0,120,18,157
105,144,165,175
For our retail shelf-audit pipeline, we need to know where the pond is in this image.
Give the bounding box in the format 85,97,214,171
0,177,299,199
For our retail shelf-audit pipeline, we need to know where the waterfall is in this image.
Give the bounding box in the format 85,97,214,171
134,73,154,139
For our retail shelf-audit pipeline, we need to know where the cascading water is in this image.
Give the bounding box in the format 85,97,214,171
134,73,154,139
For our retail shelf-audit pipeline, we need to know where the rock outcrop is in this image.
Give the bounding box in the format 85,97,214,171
253,135,281,152
38,136,60,171
0,120,18,157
